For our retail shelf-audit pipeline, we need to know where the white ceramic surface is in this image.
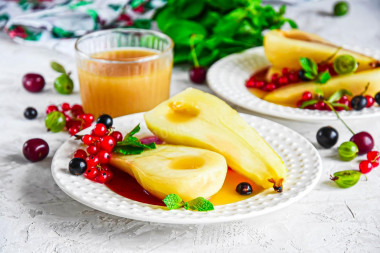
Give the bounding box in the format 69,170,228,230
51,112,322,224
207,47,380,121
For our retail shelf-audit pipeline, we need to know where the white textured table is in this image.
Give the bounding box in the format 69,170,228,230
1,0,380,252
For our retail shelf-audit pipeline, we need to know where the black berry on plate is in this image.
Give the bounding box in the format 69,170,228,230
23,138,49,162
351,95,367,110
236,182,253,195
22,73,45,93
350,131,374,155
189,66,207,84
375,92,380,105
24,107,38,119
316,126,339,148
96,114,113,129
69,158,87,175
298,69,310,81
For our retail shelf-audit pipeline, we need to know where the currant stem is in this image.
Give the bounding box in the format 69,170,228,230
190,34,200,68
320,46,342,65
326,103,355,135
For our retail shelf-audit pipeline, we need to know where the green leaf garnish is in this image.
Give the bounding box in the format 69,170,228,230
300,57,318,77
327,89,353,103
300,99,318,109
316,70,331,84
330,102,350,110
315,86,324,97
184,197,214,212
51,61,66,74
113,124,156,155
163,194,184,210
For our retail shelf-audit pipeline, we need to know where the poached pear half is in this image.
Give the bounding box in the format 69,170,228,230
110,144,227,201
144,88,286,190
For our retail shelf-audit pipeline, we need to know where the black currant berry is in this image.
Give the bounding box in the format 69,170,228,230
96,114,113,129
351,95,367,111
236,182,253,195
316,126,339,148
24,107,38,119
69,158,87,175
298,70,310,81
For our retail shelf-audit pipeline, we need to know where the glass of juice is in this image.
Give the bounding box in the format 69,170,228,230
75,28,173,118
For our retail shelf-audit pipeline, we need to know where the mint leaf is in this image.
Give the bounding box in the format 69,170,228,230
327,89,353,103
330,102,350,110
114,124,156,155
316,70,331,84
300,57,318,77
300,99,318,109
184,197,214,212
163,194,184,210
51,61,66,74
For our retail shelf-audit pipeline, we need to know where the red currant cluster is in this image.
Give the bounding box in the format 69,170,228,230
73,122,123,184
359,151,380,174
46,103,94,135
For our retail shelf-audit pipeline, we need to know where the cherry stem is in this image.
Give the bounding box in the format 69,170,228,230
320,46,342,65
190,34,200,68
360,82,370,96
326,103,355,135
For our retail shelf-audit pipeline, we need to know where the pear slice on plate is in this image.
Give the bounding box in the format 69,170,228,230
110,144,227,202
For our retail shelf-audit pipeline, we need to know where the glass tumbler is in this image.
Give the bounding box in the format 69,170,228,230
75,28,173,118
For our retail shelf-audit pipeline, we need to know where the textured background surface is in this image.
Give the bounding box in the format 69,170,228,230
1,0,380,252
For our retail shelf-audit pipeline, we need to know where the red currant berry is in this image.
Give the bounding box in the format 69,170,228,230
359,160,373,174
271,73,279,82
264,83,276,91
94,123,107,137
111,131,123,142
67,119,81,129
296,100,303,108
86,155,99,167
301,91,312,101
82,122,92,129
288,72,299,83
245,79,255,88
83,114,94,123
306,104,317,110
365,95,375,107
86,145,99,155
61,103,71,112
281,68,289,75
83,166,99,180
46,105,58,114
339,96,349,103
316,101,326,110
278,76,288,85
82,134,94,145
96,170,113,184
318,64,329,73
100,136,116,152
71,104,84,116
73,149,87,159
98,150,111,164
367,151,380,167
255,81,265,88
68,127,80,136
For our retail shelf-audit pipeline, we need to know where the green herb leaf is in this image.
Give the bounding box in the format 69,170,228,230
300,99,318,109
176,0,205,19
315,86,324,97
330,102,350,110
51,61,66,74
114,124,156,155
300,57,318,77
184,197,214,211
316,70,331,84
163,194,184,210
327,89,353,103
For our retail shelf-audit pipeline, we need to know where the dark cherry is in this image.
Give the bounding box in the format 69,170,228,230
96,114,113,129
351,95,367,111
350,131,374,155
189,66,207,84
23,138,49,162
69,158,87,175
24,107,38,119
298,70,310,81
316,126,339,148
22,73,45,92
375,92,380,105
236,182,253,195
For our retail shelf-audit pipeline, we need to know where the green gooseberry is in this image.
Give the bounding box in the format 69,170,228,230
54,74,73,94
45,111,66,132
330,170,361,188
334,1,349,16
338,141,358,161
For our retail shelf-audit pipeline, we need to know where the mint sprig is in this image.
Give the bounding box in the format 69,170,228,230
299,57,331,84
162,194,214,212
113,124,156,155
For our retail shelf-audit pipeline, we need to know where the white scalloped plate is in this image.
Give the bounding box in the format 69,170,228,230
51,112,322,224
207,46,380,121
